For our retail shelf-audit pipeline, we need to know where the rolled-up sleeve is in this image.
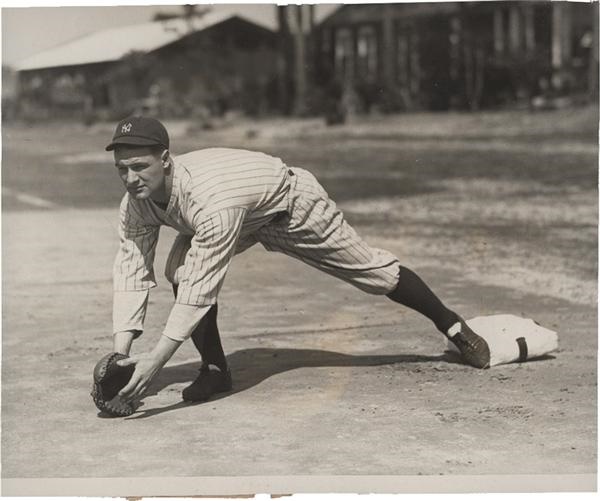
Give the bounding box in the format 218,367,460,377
175,207,247,306
162,303,213,342
113,289,149,335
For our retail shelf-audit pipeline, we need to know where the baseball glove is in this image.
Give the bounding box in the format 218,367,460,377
91,352,136,417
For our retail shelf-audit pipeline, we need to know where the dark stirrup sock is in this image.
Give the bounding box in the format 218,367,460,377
172,285,229,373
386,266,461,335
194,304,229,373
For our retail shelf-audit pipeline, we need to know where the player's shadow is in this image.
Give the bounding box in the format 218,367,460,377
125,347,451,419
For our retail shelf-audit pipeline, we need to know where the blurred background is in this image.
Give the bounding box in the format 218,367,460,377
2,1,598,124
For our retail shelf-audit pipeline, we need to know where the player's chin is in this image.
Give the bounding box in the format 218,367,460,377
129,188,150,200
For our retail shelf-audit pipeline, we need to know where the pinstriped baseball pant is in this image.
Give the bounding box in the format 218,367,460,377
165,167,401,295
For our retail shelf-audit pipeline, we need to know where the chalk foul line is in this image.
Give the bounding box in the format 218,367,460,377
2,187,60,209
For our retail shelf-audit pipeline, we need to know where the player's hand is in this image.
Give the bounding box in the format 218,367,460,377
117,353,164,402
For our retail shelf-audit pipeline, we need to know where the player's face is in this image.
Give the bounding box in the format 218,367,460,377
114,146,168,201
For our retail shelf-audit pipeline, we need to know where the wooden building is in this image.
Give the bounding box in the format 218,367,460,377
313,1,598,112
13,3,598,119
15,11,278,120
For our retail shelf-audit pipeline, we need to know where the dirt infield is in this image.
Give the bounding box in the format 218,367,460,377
1,108,597,493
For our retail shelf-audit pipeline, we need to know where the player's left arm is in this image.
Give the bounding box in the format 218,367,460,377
112,196,160,353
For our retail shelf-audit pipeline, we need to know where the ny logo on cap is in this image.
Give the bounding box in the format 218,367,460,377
121,123,133,133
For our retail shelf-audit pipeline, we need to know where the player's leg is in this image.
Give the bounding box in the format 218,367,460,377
170,283,228,373
386,267,490,368
192,304,229,374
166,234,232,400
171,285,232,401
257,167,490,368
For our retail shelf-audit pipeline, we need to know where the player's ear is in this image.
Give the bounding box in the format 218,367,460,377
161,149,170,168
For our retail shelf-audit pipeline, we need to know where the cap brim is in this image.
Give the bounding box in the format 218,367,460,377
105,136,166,151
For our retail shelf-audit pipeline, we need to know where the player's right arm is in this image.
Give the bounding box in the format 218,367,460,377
112,195,160,354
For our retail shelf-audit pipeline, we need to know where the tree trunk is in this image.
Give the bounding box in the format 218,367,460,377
276,6,292,114
589,2,599,101
288,5,313,116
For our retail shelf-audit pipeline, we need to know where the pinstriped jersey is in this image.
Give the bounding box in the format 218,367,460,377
113,148,291,307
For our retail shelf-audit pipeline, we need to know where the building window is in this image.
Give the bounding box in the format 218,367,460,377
523,4,535,51
397,31,409,86
449,16,461,80
321,27,331,54
356,25,378,80
493,8,505,54
494,5,535,56
396,23,420,94
334,27,354,80
508,6,521,53
533,4,552,49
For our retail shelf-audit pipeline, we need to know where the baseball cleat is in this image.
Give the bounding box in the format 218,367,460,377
182,364,233,402
446,318,491,369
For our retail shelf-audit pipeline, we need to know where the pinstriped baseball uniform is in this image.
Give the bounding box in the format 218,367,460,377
113,147,401,340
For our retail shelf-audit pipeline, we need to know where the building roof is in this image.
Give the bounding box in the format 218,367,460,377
15,11,275,72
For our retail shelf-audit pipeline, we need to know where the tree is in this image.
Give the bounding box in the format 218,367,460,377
152,4,211,28
277,5,314,116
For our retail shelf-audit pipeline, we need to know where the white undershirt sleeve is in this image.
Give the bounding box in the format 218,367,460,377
112,289,149,335
162,303,213,342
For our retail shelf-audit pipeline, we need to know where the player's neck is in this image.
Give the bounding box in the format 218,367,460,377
151,158,174,206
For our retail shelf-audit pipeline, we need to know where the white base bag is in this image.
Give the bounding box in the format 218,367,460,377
446,314,559,367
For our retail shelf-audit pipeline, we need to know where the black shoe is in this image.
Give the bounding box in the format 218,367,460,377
447,318,491,369
182,364,233,402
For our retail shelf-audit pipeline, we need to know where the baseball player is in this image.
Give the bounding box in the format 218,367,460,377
107,116,490,404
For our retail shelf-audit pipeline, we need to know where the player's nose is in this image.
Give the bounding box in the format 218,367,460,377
125,169,138,185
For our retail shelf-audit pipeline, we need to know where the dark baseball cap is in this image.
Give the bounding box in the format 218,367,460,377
105,116,170,151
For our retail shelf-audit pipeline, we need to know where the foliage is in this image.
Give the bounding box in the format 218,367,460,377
483,48,553,107
152,5,211,22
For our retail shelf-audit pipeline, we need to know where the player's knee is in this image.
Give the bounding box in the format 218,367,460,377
352,279,399,296
164,266,179,285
